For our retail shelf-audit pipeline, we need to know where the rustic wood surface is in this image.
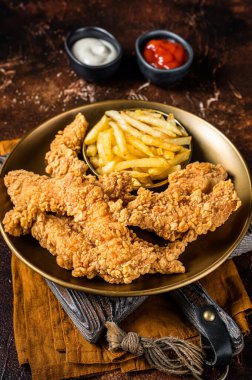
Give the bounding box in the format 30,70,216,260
0,0,252,379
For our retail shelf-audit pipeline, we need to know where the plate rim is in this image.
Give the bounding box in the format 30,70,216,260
1,99,252,296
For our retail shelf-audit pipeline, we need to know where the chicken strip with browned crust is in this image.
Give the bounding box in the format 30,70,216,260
4,208,185,281
3,170,185,283
32,212,185,280
111,162,241,241
31,212,97,273
167,162,228,194
45,113,89,178
98,172,134,202
45,113,135,202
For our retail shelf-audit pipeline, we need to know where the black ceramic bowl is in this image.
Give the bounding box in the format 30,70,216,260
135,30,194,86
65,26,123,82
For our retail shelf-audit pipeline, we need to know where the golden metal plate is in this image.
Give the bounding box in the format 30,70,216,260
0,100,252,296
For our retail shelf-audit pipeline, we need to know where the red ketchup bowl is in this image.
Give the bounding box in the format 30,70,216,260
136,30,193,86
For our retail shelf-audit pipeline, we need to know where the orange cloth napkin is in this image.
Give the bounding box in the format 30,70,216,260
2,139,252,380
12,257,252,380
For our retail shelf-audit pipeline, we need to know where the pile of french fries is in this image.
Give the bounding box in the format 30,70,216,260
84,109,192,187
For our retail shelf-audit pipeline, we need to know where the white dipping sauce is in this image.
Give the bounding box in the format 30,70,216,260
72,38,118,66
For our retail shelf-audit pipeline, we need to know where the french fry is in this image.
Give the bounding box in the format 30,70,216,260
112,145,121,157
106,110,152,146
132,178,142,187
119,115,181,152
122,170,150,178
149,165,182,180
163,150,175,160
115,157,170,171
127,145,147,157
167,164,182,173
85,109,192,187
148,167,168,176
121,112,168,139
97,129,113,164
177,146,189,152
130,114,177,137
152,125,176,138
109,121,127,156
86,144,97,157
155,148,163,155
142,134,181,152
132,166,148,172
112,145,136,161
150,172,170,181
151,174,169,181
84,115,109,144
133,112,186,137
125,134,154,157
127,109,163,119
167,114,188,136
167,136,192,146
107,110,171,151
138,176,153,186
89,156,99,168
142,110,163,118
106,110,161,150
168,150,191,166
97,161,117,174
106,110,130,129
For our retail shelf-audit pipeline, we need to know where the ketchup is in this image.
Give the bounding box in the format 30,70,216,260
143,39,187,70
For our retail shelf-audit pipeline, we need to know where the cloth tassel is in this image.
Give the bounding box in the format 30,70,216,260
106,322,204,378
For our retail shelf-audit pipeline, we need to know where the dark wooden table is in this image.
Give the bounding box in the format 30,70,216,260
0,1,252,379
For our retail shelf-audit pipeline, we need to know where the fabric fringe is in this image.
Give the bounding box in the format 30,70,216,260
106,321,204,378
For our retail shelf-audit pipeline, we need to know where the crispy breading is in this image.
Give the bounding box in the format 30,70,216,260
5,207,186,282
3,110,242,285
45,113,134,201
3,161,241,283
45,113,88,177
31,213,93,271
3,206,34,236
168,162,228,194
3,170,186,283
98,172,134,202
113,162,241,241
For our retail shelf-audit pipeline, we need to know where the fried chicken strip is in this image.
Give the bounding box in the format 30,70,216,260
3,206,33,236
45,113,88,177
98,172,134,202
113,162,241,241
31,213,85,270
4,208,185,281
3,170,185,283
167,162,228,194
32,213,185,280
45,113,135,201
31,213,97,272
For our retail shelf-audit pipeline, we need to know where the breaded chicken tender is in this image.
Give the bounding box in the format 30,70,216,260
45,112,134,202
3,170,186,283
113,162,241,241
2,113,242,285
98,172,134,202
167,162,228,194
45,113,88,177
32,212,186,280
